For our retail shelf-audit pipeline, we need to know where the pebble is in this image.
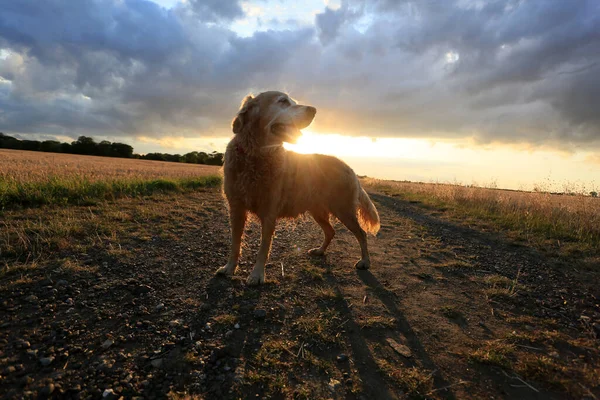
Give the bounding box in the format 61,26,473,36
328,378,341,392
16,340,31,349
19,375,33,387
386,338,412,358
101,339,114,349
40,357,54,367
234,323,240,329
336,354,348,362
254,309,267,320
155,303,165,312
103,388,118,399
151,358,163,368
25,295,38,303
40,383,55,396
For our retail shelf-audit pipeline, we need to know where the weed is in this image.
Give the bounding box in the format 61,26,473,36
377,359,434,399
469,340,515,369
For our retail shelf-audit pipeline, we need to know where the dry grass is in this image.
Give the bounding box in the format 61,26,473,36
0,149,222,208
363,178,600,251
0,149,220,183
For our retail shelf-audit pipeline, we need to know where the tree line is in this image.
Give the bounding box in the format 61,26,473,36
0,133,224,166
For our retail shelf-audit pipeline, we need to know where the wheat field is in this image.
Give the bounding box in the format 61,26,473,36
0,149,220,183
0,149,222,208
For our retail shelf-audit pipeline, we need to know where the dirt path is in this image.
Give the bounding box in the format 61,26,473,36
1,188,598,399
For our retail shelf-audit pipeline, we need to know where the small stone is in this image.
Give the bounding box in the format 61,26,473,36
16,340,31,349
40,357,55,367
254,309,267,320
101,339,114,349
169,320,181,327
134,284,153,295
25,295,38,303
40,383,55,396
56,279,68,286
234,323,240,329
200,303,211,311
103,388,118,399
151,358,163,368
19,375,34,387
4,365,16,374
155,303,165,312
386,338,412,358
336,354,348,362
65,298,74,306
225,330,233,339
328,378,342,392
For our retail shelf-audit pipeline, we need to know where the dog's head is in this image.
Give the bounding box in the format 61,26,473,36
232,91,316,145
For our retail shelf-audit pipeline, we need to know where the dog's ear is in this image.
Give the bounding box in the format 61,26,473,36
232,95,256,134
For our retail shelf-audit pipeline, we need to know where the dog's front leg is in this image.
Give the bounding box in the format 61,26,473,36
216,207,247,277
246,216,276,286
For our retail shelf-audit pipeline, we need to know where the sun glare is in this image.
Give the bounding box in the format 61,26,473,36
284,130,432,159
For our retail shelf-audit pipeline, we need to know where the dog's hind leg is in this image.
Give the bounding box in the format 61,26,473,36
335,211,370,270
216,206,247,277
308,211,335,256
247,215,276,286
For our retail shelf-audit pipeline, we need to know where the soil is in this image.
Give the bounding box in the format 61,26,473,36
1,187,598,399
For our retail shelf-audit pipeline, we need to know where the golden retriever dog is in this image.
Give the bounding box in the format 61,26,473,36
216,91,380,285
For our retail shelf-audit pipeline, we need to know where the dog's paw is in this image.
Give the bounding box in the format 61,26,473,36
215,264,236,277
246,273,265,286
354,259,370,270
308,248,325,257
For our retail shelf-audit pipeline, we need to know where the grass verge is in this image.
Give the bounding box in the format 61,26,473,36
0,175,222,209
362,178,600,254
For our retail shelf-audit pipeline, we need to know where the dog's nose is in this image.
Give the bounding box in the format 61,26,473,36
306,106,317,117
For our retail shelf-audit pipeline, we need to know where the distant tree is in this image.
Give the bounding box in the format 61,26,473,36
97,140,113,156
182,151,199,164
143,152,166,161
205,151,224,166
111,142,133,158
60,142,73,153
71,136,98,155
591,191,598,198
196,151,207,164
21,140,41,151
0,133,22,149
40,140,62,153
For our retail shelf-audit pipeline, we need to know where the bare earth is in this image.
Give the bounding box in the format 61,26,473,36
1,187,598,399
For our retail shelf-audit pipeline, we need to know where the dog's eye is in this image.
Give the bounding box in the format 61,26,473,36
278,98,291,107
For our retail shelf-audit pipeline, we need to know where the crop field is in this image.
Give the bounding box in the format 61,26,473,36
0,149,222,208
0,150,598,399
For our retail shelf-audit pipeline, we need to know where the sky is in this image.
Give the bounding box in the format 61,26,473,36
0,0,599,191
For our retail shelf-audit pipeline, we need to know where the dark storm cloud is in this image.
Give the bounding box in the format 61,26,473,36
0,0,599,150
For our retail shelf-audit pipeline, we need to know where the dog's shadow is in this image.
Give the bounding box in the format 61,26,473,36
306,256,457,399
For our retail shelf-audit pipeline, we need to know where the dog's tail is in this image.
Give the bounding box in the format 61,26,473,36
357,187,380,235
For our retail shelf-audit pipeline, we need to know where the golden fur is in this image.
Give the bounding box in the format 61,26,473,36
216,91,380,285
